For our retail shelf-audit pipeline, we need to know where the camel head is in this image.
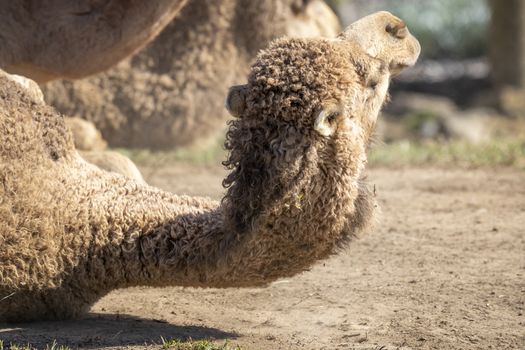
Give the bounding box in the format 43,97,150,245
222,13,419,234
341,11,421,76
225,11,420,154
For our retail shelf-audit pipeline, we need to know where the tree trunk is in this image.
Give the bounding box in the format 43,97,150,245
489,0,525,88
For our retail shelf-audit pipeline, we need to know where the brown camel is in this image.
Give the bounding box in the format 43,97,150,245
41,0,341,149
0,12,420,322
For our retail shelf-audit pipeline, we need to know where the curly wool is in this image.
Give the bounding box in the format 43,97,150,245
0,72,216,321
222,38,378,233
219,38,384,284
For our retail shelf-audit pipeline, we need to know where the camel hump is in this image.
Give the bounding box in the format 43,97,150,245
0,70,75,163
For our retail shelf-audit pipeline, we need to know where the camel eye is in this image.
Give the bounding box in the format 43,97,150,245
326,112,338,124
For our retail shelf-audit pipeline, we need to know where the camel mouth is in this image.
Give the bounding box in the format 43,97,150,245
389,40,421,76
389,62,411,76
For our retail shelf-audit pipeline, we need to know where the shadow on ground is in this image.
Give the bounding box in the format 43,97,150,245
0,313,237,348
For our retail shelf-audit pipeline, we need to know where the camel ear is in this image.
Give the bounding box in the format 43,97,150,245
314,107,340,137
225,85,248,117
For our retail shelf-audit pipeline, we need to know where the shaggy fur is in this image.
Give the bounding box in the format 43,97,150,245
42,0,340,149
0,0,187,82
0,12,419,322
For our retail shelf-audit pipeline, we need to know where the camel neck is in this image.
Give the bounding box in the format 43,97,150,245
203,141,365,287
99,140,364,290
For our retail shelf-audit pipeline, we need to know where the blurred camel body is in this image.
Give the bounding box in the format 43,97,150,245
65,117,107,151
80,150,146,184
42,0,341,149
0,0,187,83
64,117,145,183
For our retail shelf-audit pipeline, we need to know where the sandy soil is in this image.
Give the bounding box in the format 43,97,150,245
1,165,524,350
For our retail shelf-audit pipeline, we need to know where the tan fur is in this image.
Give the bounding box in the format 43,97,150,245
80,150,146,184
65,117,107,151
5,74,45,104
0,12,419,321
42,0,341,149
0,74,144,184
285,0,340,38
0,0,187,83
340,11,421,76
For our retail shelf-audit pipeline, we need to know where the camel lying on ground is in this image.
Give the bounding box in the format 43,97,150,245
42,0,341,149
0,12,420,322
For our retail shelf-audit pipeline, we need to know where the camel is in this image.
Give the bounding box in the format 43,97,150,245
0,0,187,83
0,11,420,322
42,0,341,149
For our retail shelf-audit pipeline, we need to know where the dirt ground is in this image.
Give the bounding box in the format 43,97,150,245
1,164,524,349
